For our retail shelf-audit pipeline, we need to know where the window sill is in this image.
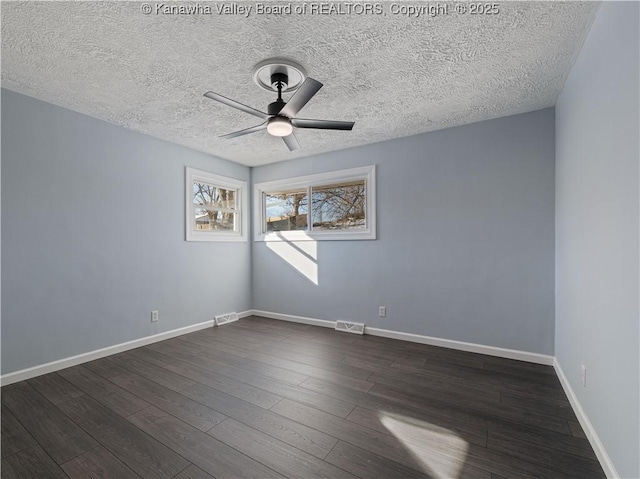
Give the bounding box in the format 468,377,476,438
255,230,376,242
187,232,248,242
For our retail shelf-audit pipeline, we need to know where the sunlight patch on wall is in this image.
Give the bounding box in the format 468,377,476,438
265,235,318,285
379,411,469,478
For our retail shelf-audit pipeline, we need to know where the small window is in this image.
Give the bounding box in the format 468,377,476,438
186,167,247,242
254,166,376,241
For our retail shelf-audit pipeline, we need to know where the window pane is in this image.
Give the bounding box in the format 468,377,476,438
311,180,366,230
193,182,236,210
265,190,308,232
195,208,235,231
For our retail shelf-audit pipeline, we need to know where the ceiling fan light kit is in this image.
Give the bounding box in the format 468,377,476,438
266,117,293,137
204,58,355,151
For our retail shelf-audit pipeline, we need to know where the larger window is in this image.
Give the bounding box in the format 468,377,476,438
254,166,376,241
185,167,247,242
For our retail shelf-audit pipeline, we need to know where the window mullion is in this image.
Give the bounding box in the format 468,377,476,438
194,205,238,214
262,192,267,235
307,185,313,231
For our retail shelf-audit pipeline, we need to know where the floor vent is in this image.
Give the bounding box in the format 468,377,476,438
335,320,365,335
214,312,239,327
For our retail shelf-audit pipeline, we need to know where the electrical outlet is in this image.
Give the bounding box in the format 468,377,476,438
151,310,159,322
378,306,386,317
580,364,587,388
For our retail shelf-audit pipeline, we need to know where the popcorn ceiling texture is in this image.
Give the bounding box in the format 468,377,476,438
1,1,598,166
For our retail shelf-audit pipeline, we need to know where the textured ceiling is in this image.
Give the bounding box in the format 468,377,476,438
1,1,598,167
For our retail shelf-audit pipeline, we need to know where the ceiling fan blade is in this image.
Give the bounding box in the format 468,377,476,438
282,132,301,151
291,118,355,130
279,78,323,118
220,122,267,139
204,91,268,120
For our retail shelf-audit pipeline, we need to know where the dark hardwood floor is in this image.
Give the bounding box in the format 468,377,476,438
1,316,606,478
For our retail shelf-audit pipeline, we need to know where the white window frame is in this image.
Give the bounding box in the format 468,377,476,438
254,165,376,242
185,167,248,242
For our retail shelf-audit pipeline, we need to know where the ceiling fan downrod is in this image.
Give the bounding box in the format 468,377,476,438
269,72,288,114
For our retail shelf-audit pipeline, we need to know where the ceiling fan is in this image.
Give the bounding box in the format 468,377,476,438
204,65,354,151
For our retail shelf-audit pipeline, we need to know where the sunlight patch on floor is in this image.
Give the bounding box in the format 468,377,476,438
379,411,469,478
266,235,318,285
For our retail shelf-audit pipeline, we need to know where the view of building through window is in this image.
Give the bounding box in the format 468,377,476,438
265,189,308,232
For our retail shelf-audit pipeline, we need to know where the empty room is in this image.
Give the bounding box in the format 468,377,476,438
1,1,638,478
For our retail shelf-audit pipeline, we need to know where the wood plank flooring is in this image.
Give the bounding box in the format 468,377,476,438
1,316,606,478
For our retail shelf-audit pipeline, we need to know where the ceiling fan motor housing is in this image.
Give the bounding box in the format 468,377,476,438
268,99,287,116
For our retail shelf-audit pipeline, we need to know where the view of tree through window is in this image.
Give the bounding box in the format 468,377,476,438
263,180,366,232
265,190,308,231
193,182,236,231
311,180,366,230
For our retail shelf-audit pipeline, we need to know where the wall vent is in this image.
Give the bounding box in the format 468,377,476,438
335,320,365,335
214,312,239,327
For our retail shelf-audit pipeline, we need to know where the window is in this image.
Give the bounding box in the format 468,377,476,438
185,167,247,242
254,165,376,241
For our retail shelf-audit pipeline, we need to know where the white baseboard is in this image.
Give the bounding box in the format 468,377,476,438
0,310,253,386
247,310,553,365
366,326,554,365
251,310,335,329
553,358,619,479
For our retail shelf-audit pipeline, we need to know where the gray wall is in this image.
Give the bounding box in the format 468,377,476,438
1,89,251,374
555,3,639,478
252,108,556,355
